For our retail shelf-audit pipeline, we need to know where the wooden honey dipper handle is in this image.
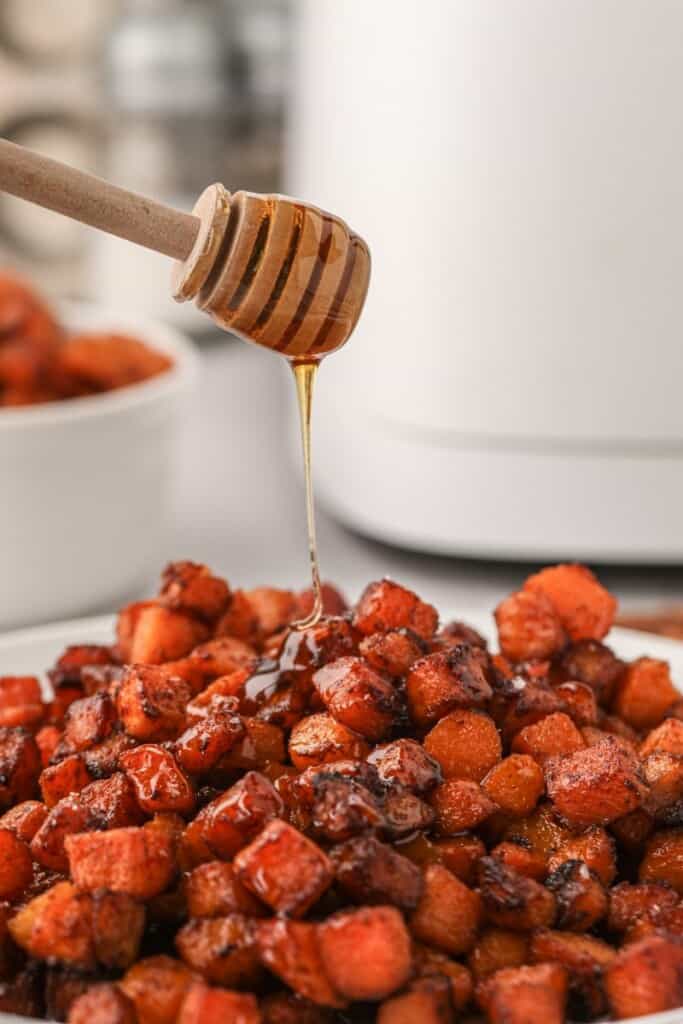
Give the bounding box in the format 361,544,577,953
0,138,200,261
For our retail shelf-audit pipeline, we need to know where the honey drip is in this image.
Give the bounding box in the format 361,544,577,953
290,358,323,630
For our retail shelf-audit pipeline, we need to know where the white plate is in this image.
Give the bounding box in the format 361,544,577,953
0,613,681,1024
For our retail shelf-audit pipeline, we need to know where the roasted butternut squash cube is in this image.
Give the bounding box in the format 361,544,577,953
605,934,683,1019
499,680,565,742
377,977,453,1024
0,799,48,842
612,657,679,732
424,709,501,782
481,755,544,818
35,725,61,768
40,753,93,807
175,914,262,988
495,588,567,662
170,637,257,694
477,856,556,931
198,771,283,859
607,881,680,934
639,829,683,893
68,985,137,1024
545,859,608,931
503,804,572,862
359,629,425,678
177,982,260,1024
319,905,412,1002
353,579,438,640
120,955,196,1024
215,590,260,645
312,656,398,741
66,826,176,899
0,963,43,1018
367,738,441,793
554,681,598,726
288,713,369,770
90,888,145,969
547,825,616,885
0,829,33,900
174,697,244,774
159,562,231,623
62,693,116,753
120,745,195,815
530,929,615,1020
220,718,286,771
256,918,345,1008
558,639,624,703
0,728,40,808
410,863,481,955
429,834,486,884
430,779,497,834
524,563,616,641
640,717,683,756
305,775,385,842
545,737,647,828
406,647,492,728
489,841,546,880
642,751,683,816
244,587,297,637
412,944,473,1009
185,861,265,917
331,835,423,910
117,666,191,742
9,881,95,970
128,606,208,666
512,711,585,764
234,819,333,916
0,676,44,729
477,962,568,1024
468,928,530,981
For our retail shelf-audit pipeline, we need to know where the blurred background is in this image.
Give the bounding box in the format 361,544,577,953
3,0,683,627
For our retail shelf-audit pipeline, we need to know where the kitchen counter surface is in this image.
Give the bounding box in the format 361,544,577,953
167,338,683,618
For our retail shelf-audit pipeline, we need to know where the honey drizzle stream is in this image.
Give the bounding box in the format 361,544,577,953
290,358,323,630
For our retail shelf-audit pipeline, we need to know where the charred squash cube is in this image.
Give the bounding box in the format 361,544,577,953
353,579,438,640
495,588,567,662
406,647,492,728
477,856,556,931
174,697,244,775
220,718,286,771
367,738,441,793
215,590,260,645
545,737,647,828
477,962,568,1024
257,917,345,1008
489,841,547,881
120,745,195,815
288,713,369,770
159,561,231,623
554,681,598,726
40,754,93,808
412,945,473,1010
312,656,398,741
234,820,333,916
410,863,481,955
175,914,262,988
547,826,616,885
318,905,412,1002
0,728,40,808
66,826,176,899
545,859,608,932
558,639,624,703
198,771,283,859
359,629,426,678
0,799,48,842
331,835,423,910
61,692,116,754
117,665,191,741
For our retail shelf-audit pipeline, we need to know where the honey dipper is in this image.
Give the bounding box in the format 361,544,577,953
0,138,371,358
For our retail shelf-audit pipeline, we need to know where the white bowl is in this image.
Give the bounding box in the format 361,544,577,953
0,302,199,629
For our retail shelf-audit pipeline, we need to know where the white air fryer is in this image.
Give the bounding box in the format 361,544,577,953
287,0,683,563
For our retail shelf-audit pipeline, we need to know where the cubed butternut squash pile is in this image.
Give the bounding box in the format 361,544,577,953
0,561,680,1023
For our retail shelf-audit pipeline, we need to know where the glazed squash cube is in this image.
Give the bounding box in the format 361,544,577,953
244,587,297,637
66,826,176,899
377,976,453,1024
605,934,683,1019
467,928,530,981
220,718,286,771
174,697,244,774
639,829,683,893
199,771,283,859
500,680,565,742
170,637,257,693
117,665,191,741
524,563,617,641
0,800,48,843
477,962,568,1024
406,647,492,728
545,859,608,931
503,804,573,862
83,732,137,779
120,745,195,815
234,820,333,916
546,826,616,885
215,590,260,645
177,982,260,1024
128,606,209,665
353,579,438,640
489,841,547,880
175,914,262,988
67,985,137,1024
432,834,486,884
481,755,544,818
359,629,426,678
312,656,399,741
529,930,615,1021
512,711,585,764
185,861,265,918
319,905,412,1001
367,738,441,793
256,917,345,1008
62,692,116,753
642,751,683,816
640,717,683,756
607,881,680,934
30,795,90,872
558,639,624,703
120,955,196,1024
159,561,231,623
0,728,40,808
495,589,567,662
410,864,481,955
612,657,679,731
545,737,647,828
424,709,501,781
331,835,423,910
9,882,96,970
288,713,369,770
554,681,598,726
0,829,32,901
40,753,93,807
430,779,497,834
477,856,556,931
